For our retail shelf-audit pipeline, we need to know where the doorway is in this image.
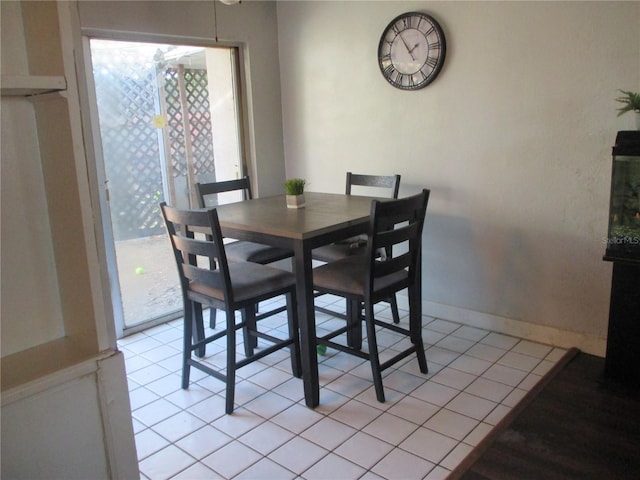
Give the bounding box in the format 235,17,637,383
88,39,245,336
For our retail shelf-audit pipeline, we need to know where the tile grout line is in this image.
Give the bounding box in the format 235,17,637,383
121,314,566,480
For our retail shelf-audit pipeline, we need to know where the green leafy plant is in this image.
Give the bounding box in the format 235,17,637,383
284,178,306,195
615,89,640,116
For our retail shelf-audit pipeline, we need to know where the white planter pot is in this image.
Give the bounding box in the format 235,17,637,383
286,194,305,209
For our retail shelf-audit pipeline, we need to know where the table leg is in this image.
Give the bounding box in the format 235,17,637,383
293,241,320,408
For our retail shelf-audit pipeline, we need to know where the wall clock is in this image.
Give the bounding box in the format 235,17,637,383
378,12,446,90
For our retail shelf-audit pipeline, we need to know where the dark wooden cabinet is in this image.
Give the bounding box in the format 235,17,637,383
603,131,640,387
603,260,640,386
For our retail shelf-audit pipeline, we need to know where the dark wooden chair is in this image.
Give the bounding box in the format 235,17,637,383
312,189,430,402
195,177,293,328
196,177,293,264
313,172,402,324
160,202,301,414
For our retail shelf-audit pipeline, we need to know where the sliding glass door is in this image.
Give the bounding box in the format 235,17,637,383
87,39,244,335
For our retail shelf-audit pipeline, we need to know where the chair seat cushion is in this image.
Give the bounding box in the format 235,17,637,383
313,256,407,297
313,236,391,263
190,262,295,304
225,241,292,264
312,240,366,263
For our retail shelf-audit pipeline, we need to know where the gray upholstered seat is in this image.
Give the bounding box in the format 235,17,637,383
224,240,291,264
189,262,296,303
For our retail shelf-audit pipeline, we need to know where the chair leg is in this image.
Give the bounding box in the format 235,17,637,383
209,307,217,329
286,291,302,378
241,307,257,357
208,257,218,329
182,301,193,389
194,303,206,358
389,294,401,324
225,308,237,414
364,302,385,402
409,286,428,374
346,299,362,350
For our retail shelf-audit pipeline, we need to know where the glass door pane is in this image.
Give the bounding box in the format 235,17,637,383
89,39,243,333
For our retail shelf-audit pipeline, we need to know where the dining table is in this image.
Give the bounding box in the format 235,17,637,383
214,191,382,408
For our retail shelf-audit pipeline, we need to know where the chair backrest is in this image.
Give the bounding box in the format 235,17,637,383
346,172,401,199
364,189,430,297
160,202,233,304
195,176,253,208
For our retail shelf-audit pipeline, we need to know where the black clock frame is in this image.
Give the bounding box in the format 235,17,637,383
377,12,447,90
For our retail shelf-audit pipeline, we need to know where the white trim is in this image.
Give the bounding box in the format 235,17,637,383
97,351,140,479
422,300,607,357
1,349,116,406
396,295,607,357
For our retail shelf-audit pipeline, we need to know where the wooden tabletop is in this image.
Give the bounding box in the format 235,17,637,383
214,192,381,240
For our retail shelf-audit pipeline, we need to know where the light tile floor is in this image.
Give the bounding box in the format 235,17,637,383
118,296,566,480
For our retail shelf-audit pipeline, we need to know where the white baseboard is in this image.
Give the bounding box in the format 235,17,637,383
399,297,607,357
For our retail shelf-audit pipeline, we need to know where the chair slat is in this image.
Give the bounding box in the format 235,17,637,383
163,204,213,228
373,253,411,278
195,177,252,207
373,223,417,251
171,234,219,258
181,263,225,290
346,172,401,198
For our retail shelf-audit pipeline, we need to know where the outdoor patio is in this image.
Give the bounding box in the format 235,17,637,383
116,234,182,327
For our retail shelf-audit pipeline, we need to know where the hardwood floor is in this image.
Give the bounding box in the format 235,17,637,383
453,349,640,479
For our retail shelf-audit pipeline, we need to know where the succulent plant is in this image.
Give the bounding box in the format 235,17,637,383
615,89,640,117
284,178,306,195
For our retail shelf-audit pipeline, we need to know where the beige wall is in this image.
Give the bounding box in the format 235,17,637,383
277,1,640,354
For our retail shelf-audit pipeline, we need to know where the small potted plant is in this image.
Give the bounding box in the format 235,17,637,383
284,178,306,208
615,89,640,130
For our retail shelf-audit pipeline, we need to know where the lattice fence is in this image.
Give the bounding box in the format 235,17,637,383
93,54,215,240
162,68,215,208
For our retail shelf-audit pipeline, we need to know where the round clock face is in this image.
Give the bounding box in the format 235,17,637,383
378,12,446,90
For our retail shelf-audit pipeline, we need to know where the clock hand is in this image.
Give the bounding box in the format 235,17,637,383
398,33,416,61
408,43,420,54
